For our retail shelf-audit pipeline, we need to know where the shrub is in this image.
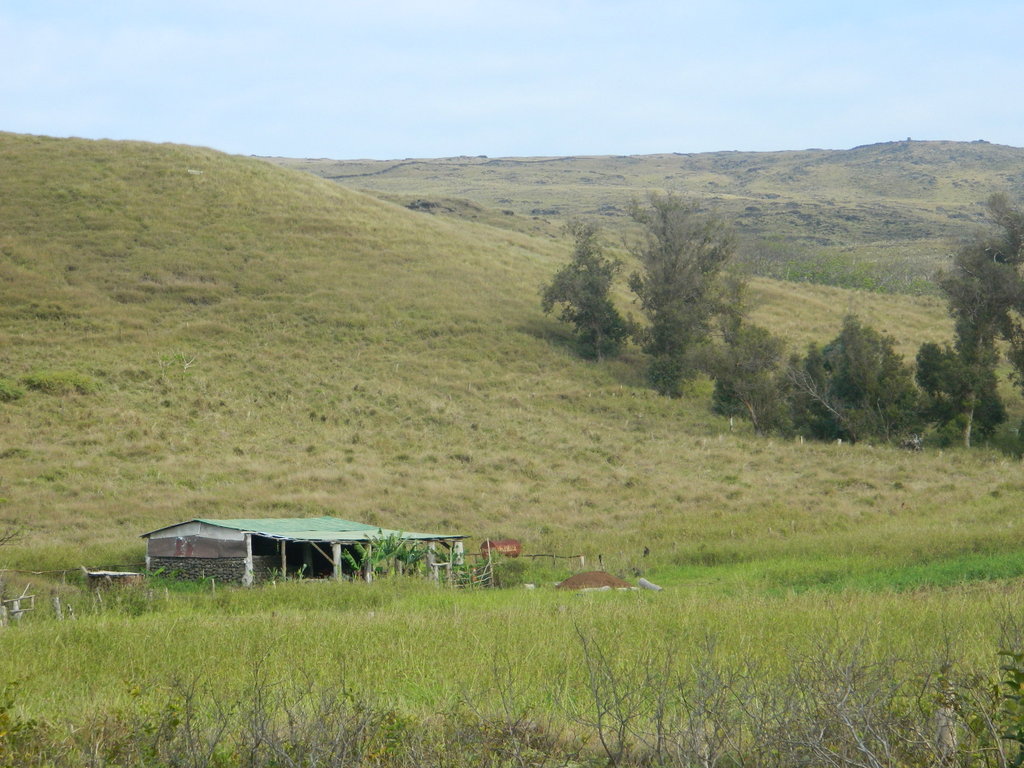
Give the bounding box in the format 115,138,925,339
491,556,531,588
0,378,24,402
22,370,100,395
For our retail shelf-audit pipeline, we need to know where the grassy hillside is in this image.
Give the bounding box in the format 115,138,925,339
271,140,1024,294
5,134,1024,767
0,131,1018,584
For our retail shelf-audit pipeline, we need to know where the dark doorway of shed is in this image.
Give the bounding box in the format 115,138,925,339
251,536,368,580
281,540,335,579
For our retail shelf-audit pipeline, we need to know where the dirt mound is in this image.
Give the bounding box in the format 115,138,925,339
556,571,634,590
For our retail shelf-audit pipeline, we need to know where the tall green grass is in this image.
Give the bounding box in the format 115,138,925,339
3,578,1021,721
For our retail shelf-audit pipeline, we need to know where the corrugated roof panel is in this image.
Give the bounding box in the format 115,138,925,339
142,516,465,542
197,517,379,535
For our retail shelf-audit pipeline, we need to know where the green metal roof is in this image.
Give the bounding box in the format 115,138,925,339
142,516,465,542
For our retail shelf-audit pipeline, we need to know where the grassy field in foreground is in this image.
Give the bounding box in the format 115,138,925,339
2,575,1024,768
3,577,1023,719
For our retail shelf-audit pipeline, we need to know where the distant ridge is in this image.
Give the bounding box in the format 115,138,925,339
269,139,1024,244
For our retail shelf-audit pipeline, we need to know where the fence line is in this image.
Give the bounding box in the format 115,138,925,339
519,553,586,568
0,563,146,577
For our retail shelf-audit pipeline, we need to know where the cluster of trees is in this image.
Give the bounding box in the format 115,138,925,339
541,192,1024,448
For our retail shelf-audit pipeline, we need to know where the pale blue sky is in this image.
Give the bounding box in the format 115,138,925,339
2,1,1022,159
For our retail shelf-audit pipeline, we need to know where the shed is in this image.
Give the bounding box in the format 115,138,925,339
141,516,466,585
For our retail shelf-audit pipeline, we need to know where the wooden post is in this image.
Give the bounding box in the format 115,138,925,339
302,543,313,577
332,542,342,581
0,605,7,628
936,706,957,765
362,544,373,583
426,544,438,582
936,677,958,766
280,539,288,580
52,594,63,621
453,541,464,565
243,533,254,587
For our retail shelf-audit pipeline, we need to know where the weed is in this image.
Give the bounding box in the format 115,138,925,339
0,380,24,403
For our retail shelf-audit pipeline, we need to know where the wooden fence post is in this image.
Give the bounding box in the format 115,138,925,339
936,677,958,766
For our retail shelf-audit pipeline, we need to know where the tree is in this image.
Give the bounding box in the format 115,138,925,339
706,320,791,435
789,316,921,443
541,220,630,360
915,341,1005,448
940,193,1024,386
926,193,1024,447
627,193,736,396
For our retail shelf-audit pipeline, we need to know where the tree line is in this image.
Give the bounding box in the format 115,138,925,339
541,192,1024,449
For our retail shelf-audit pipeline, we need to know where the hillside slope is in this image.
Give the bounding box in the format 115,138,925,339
0,133,1018,582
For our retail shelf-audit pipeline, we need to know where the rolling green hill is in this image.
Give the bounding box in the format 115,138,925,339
0,130,1016,583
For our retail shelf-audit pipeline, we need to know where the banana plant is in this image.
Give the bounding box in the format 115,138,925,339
340,530,427,577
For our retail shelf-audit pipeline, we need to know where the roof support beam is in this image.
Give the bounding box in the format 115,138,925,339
308,540,335,566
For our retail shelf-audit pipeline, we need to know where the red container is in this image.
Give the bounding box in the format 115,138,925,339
481,539,522,558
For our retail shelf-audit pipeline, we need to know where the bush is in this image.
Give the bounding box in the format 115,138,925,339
491,557,531,588
0,378,24,402
22,370,100,395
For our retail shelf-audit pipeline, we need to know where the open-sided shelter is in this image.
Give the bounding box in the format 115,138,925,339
142,516,466,585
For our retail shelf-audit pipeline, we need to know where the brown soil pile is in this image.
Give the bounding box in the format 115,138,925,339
556,571,634,590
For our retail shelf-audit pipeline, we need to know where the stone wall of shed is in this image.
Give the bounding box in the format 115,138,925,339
149,556,278,583
251,556,278,581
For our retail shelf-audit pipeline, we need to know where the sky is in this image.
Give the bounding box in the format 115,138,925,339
2,0,1023,160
